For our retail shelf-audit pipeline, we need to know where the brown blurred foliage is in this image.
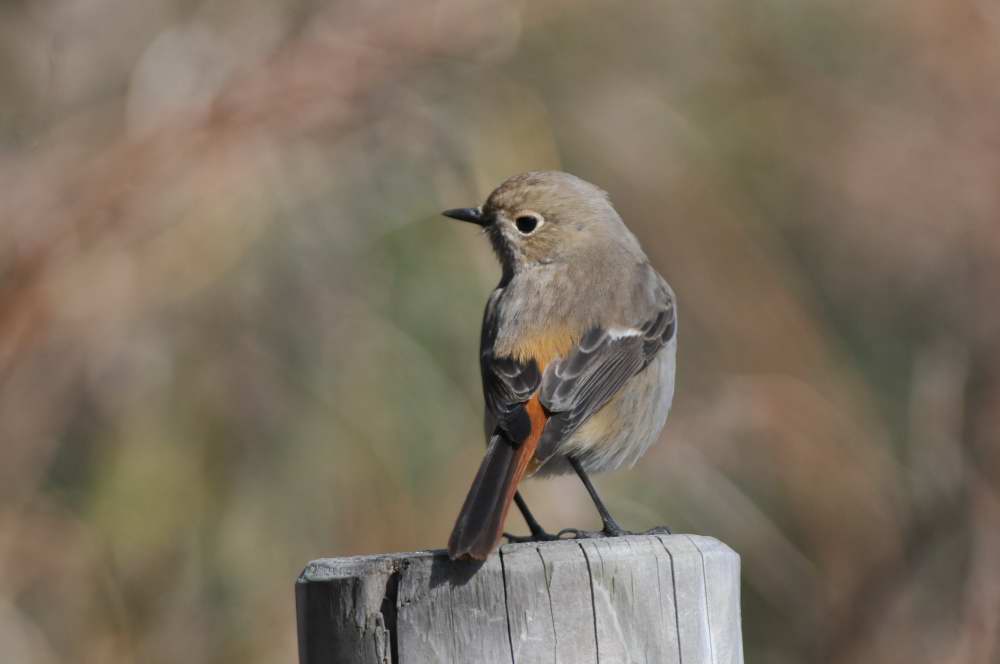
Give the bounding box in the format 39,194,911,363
1,1,999,662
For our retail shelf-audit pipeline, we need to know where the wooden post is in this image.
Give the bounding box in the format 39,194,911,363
296,534,743,664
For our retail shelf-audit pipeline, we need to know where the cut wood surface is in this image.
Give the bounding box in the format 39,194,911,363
296,534,743,664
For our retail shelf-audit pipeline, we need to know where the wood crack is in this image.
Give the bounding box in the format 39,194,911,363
687,535,716,664
499,547,517,664
658,537,685,664
537,545,558,662
578,542,601,662
380,567,400,664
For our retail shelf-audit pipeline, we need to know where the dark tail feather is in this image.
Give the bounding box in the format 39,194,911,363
448,432,529,560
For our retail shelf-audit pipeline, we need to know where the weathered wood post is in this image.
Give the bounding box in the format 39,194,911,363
296,534,743,663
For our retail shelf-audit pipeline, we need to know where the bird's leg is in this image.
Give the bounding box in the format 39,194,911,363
514,492,551,538
557,457,672,540
503,492,560,543
567,456,628,537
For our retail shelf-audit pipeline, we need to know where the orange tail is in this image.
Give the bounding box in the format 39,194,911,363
448,398,546,560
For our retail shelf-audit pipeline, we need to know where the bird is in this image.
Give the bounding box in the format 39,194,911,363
442,171,677,561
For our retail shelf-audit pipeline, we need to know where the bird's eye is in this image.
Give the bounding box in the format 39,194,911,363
515,214,542,235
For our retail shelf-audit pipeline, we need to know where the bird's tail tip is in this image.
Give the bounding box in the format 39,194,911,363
447,433,527,561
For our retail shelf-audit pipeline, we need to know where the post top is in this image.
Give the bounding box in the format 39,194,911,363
298,533,737,582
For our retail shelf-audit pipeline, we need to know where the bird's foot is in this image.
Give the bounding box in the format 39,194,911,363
554,524,672,540
555,528,606,540
503,530,560,544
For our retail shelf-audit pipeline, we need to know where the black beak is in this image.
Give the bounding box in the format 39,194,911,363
442,207,487,226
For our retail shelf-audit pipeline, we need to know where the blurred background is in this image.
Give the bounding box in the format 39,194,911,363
1,0,999,662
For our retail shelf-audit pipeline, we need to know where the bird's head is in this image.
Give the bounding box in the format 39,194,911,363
443,171,638,272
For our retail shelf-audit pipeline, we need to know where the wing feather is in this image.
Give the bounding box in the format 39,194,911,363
480,288,542,441
536,291,675,460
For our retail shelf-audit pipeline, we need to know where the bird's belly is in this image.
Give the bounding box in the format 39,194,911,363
537,341,676,476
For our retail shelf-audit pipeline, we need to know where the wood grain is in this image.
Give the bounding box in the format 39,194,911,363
296,534,743,664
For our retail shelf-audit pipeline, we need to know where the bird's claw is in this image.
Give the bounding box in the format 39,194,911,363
555,528,606,539
503,531,560,544
554,525,673,540
506,525,672,544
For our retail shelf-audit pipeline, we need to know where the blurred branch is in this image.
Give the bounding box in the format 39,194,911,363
0,1,508,378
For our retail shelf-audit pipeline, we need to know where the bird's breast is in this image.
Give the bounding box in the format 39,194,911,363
489,275,585,368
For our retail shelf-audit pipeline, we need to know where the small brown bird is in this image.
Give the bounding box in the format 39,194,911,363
443,171,677,561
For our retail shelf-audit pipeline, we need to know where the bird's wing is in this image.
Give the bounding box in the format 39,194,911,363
536,292,675,460
449,288,546,560
480,289,542,442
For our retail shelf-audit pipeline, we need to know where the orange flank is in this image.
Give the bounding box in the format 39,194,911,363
507,327,578,369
